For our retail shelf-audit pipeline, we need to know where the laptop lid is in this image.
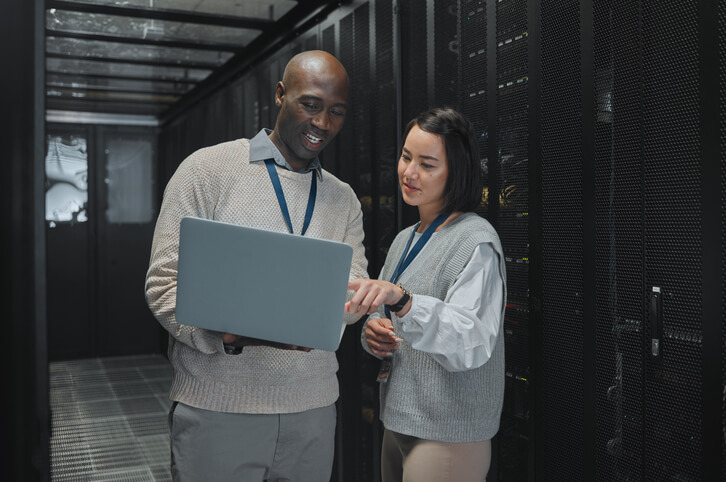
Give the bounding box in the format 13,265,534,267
175,216,353,351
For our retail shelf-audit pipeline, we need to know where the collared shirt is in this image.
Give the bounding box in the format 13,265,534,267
248,128,323,180
369,236,504,372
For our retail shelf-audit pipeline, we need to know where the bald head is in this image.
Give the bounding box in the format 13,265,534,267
269,50,350,171
282,50,349,93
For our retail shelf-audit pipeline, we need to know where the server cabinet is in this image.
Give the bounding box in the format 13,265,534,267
539,0,724,479
493,0,532,478
46,124,161,360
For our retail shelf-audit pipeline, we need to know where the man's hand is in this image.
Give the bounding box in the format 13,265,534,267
222,334,312,352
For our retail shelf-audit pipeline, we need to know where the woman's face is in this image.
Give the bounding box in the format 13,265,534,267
398,124,449,214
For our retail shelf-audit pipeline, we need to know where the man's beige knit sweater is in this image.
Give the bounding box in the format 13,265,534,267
145,137,368,414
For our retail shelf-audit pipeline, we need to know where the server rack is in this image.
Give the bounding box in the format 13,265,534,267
538,0,724,479
493,0,531,479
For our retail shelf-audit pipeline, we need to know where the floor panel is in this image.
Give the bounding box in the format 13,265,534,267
50,354,172,482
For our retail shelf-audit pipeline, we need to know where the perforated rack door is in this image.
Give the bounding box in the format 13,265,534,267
640,2,704,479
721,1,726,478
495,0,532,478
541,0,718,479
540,0,586,478
593,1,645,480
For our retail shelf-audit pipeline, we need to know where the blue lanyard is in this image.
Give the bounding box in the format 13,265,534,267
389,213,449,284
384,213,448,318
264,159,317,236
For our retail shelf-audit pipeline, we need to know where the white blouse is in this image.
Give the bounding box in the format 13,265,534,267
370,232,505,372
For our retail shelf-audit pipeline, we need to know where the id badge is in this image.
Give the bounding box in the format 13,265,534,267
376,357,392,383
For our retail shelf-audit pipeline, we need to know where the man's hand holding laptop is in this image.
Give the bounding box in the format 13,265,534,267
222,333,312,352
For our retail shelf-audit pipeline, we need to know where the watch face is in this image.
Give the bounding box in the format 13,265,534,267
400,287,411,299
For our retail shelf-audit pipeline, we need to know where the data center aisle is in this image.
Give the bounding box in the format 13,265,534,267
49,354,173,481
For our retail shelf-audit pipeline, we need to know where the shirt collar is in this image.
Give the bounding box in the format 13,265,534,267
248,128,323,180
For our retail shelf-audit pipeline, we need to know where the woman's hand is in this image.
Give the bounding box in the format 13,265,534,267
364,318,402,357
345,279,408,315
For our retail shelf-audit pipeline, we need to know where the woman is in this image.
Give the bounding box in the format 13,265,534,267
347,107,506,482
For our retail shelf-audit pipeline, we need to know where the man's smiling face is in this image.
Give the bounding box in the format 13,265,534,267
270,53,349,171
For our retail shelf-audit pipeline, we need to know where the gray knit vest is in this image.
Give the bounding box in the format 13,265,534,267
379,212,506,442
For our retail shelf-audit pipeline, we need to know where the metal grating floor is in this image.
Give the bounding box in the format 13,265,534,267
50,354,173,481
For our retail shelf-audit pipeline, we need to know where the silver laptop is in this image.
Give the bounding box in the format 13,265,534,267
175,216,353,351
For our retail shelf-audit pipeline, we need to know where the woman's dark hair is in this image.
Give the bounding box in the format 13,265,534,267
401,107,482,214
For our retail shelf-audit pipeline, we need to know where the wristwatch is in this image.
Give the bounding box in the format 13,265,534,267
385,284,412,313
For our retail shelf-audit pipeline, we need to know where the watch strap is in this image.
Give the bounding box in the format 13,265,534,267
385,284,411,313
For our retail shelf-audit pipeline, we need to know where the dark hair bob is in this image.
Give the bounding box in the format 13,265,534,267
401,107,483,214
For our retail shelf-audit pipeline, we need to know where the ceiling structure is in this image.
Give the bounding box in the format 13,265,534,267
45,0,339,123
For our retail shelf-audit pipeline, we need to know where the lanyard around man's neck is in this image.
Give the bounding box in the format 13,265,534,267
264,159,317,236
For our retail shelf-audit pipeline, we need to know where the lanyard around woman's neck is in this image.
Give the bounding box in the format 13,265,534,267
384,212,449,319
388,213,449,284
264,159,317,236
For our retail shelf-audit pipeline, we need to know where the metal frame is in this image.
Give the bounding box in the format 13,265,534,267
46,29,242,52
47,92,178,105
46,70,204,84
47,70,199,86
46,52,223,70
487,0,499,228
3,0,49,479
580,0,597,478
47,0,275,30
527,1,543,480
393,0,403,233
699,0,721,477
46,81,186,96
484,5,503,471
47,99,169,115
47,109,159,126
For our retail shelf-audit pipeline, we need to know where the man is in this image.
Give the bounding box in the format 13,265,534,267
145,50,368,482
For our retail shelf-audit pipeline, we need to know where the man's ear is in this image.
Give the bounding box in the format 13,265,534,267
274,81,285,107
